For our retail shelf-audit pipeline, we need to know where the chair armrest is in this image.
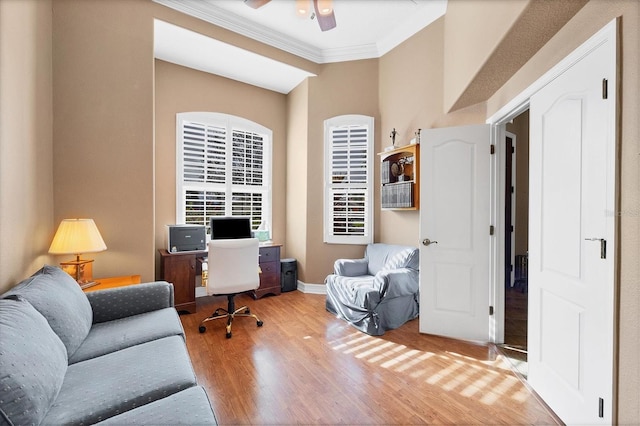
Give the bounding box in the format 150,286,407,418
86,281,175,324
375,268,419,298
334,258,369,277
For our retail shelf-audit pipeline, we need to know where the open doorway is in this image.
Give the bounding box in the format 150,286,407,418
501,110,529,376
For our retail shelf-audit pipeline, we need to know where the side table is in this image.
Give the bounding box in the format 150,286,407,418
83,275,141,292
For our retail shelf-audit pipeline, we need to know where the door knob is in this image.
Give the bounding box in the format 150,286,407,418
422,238,438,246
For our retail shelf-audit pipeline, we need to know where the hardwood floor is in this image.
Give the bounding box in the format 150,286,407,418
180,291,559,425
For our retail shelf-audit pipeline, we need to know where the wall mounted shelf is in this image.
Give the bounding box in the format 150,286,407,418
378,144,420,210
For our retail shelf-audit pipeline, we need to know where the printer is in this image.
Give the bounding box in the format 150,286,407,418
167,225,206,253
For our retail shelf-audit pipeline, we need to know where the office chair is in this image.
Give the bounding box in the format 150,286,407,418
198,238,263,338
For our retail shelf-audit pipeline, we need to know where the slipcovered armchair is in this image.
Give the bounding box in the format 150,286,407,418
325,243,419,336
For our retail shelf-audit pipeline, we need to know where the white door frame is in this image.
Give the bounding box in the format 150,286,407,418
486,18,618,344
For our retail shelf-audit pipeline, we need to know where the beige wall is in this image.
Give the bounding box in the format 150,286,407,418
285,81,309,280
300,59,380,283
52,0,155,281
443,0,528,112
378,17,446,247
444,0,588,112
0,0,54,293
154,60,288,276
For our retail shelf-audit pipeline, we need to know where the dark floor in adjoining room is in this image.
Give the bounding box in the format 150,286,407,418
501,283,528,378
180,290,557,425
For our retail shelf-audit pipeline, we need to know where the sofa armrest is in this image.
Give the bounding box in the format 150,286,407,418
86,281,175,324
375,268,419,299
334,258,369,277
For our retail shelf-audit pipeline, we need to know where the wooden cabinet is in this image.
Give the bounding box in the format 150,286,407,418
379,144,420,210
158,249,202,314
254,245,281,299
158,244,282,313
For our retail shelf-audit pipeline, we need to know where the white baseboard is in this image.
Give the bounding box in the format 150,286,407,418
195,286,207,298
296,280,327,295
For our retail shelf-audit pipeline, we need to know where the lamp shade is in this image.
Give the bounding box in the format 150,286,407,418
49,219,107,255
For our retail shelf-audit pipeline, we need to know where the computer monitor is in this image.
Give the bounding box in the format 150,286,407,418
210,216,252,240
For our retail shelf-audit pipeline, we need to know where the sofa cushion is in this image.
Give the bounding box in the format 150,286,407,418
3,265,92,358
95,386,217,425
42,335,198,425
69,307,185,364
0,297,68,426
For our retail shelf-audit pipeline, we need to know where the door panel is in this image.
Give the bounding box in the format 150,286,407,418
540,98,583,278
420,124,491,342
528,32,616,424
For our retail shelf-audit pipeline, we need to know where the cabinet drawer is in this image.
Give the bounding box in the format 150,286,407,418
259,246,280,264
260,260,279,277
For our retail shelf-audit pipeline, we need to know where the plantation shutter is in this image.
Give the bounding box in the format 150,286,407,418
177,113,272,232
182,121,226,184
324,115,374,245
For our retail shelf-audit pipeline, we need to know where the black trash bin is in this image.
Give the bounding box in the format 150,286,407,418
281,258,297,292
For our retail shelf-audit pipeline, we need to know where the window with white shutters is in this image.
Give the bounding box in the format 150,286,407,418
176,112,272,234
324,115,374,245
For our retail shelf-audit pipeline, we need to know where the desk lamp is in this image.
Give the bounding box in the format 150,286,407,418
49,218,107,289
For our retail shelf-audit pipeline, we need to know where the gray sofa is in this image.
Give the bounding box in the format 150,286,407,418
325,243,419,336
0,265,217,425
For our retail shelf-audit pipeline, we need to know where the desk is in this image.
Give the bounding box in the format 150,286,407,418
158,244,281,314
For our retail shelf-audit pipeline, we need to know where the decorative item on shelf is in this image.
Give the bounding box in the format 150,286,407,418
381,160,394,184
390,127,398,148
48,218,107,289
413,128,422,145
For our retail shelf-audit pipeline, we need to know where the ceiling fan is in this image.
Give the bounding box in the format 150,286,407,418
244,0,337,32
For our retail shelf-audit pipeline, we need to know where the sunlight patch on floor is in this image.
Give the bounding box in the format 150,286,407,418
329,332,530,406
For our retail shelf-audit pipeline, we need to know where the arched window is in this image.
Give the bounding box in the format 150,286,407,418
176,112,272,233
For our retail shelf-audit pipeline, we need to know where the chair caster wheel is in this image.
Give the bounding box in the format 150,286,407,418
257,320,263,327
199,326,206,333
226,332,232,339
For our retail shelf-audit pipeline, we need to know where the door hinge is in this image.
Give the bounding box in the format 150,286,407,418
489,225,495,235
489,306,494,316
490,144,495,155
599,397,604,418
602,78,608,99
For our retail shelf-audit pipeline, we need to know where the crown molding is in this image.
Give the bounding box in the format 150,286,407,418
154,0,325,63
155,0,391,64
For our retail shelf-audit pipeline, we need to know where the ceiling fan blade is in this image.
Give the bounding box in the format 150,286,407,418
244,0,271,9
313,0,336,32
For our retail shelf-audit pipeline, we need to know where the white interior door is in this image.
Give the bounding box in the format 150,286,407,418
419,124,491,342
528,33,616,424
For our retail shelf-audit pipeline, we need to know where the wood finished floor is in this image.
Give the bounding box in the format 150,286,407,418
180,291,559,425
